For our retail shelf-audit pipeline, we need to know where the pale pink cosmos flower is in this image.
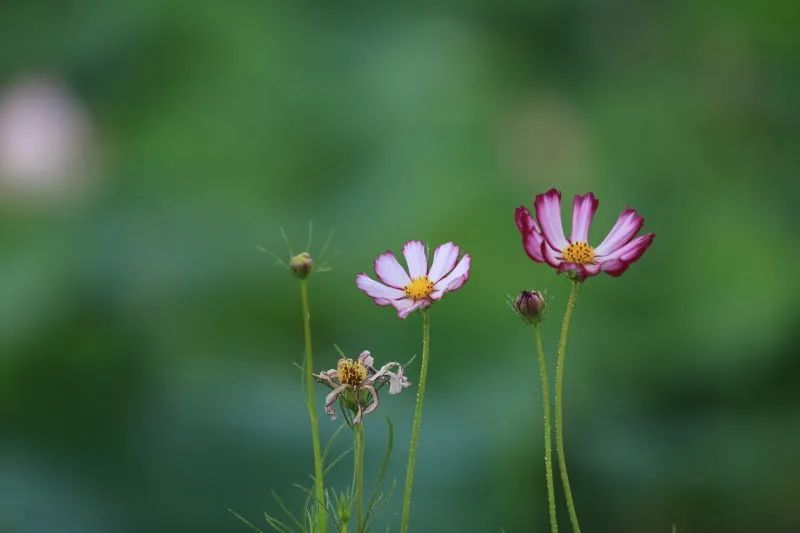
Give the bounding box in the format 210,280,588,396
315,351,411,424
356,241,471,319
515,189,654,281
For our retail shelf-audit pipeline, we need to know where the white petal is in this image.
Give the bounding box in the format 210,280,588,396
427,242,460,283
433,254,471,294
403,240,428,278
392,298,429,319
374,252,410,288
356,274,405,305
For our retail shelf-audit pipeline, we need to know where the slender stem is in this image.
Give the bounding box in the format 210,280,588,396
340,522,348,533
400,308,431,533
353,423,365,533
533,325,559,533
555,280,581,532
300,279,327,533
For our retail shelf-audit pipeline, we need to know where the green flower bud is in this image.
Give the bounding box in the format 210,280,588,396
289,252,313,279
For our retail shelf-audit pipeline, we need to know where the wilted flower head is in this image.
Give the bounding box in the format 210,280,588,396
515,189,654,281
512,290,546,324
356,241,471,319
315,351,411,424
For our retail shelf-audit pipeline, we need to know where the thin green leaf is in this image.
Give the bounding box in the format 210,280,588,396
365,417,394,526
322,423,347,462
318,229,336,262
366,479,396,530
279,227,293,256
271,490,303,530
292,483,310,495
324,447,353,476
257,246,289,269
306,221,314,252
228,509,264,532
263,512,294,533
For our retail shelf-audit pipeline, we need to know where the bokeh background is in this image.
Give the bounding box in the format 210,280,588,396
1,1,799,532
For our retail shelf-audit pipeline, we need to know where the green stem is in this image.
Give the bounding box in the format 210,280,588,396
300,279,327,533
555,280,581,532
400,307,431,533
353,423,365,533
340,522,348,533
534,325,559,533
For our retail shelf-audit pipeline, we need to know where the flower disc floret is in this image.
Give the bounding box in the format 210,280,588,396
337,358,367,386
404,276,434,300
562,242,595,264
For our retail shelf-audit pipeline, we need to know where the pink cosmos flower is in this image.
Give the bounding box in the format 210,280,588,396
515,189,654,281
356,241,471,319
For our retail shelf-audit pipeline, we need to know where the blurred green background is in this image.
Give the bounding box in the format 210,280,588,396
1,1,799,532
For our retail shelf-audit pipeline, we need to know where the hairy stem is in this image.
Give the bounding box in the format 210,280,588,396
534,324,559,533
353,423,365,533
400,308,431,533
300,279,326,533
555,280,581,532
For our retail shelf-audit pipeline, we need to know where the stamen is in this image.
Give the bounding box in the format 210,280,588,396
337,358,367,386
404,275,434,300
562,242,595,264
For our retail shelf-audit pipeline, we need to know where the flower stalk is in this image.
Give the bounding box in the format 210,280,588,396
555,280,581,532
300,279,327,533
533,324,558,533
400,307,431,533
353,423,365,533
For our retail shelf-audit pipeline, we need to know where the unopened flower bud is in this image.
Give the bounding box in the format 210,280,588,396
515,290,546,324
290,252,313,279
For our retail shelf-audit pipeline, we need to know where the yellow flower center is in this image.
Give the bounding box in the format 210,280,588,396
337,358,367,386
562,242,595,264
404,275,434,300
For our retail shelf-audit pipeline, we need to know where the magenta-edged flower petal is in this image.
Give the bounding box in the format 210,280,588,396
515,207,545,262
432,254,470,294
583,263,601,276
570,192,599,243
558,262,601,281
374,251,410,288
542,242,563,268
356,274,405,306
598,233,655,276
534,189,569,251
393,298,430,319
594,208,644,256
522,228,546,263
514,206,539,234
428,242,460,283
598,232,654,262
403,240,428,278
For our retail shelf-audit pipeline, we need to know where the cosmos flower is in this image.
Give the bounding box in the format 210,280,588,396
315,351,411,424
515,189,654,281
356,241,471,319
